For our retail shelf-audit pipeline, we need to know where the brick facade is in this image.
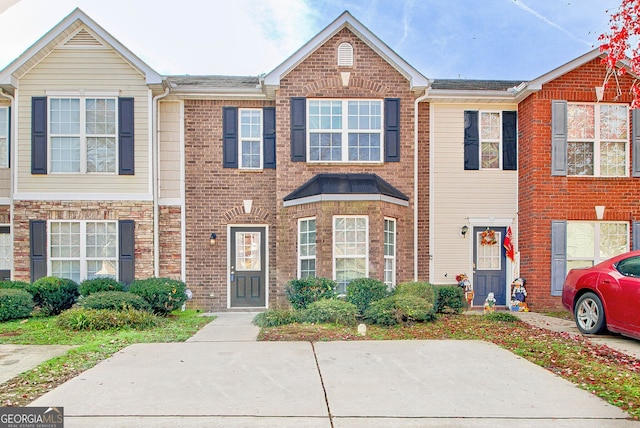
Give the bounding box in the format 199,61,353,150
158,205,182,279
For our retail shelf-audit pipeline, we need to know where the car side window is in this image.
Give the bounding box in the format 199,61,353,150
615,256,640,277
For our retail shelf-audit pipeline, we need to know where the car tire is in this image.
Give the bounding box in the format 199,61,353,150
574,292,607,335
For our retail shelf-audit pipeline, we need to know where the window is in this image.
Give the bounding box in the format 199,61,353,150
567,221,628,270
298,218,316,278
480,112,501,169
567,103,628,176
239,109,262,169
308,100,382,162
384,218,396,288
49,221,117,283
337,42,353,66
50,97,117,173
235,231,261,270
333,216,368,294
0,107,8,168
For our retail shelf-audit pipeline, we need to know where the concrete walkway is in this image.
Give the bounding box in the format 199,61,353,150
26,311,639,427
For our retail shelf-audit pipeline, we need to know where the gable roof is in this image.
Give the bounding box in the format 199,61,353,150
264,11,429,95
0,8,162,89
283,173,409,207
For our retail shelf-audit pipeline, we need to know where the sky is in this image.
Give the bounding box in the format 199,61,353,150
0,0,623,81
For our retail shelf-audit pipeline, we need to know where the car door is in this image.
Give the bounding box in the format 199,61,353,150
612,256,640,330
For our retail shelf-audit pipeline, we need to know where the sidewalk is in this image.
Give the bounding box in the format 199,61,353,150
26,310,638,427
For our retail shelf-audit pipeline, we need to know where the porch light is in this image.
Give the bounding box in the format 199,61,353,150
461,225,469,238
209,233,217,246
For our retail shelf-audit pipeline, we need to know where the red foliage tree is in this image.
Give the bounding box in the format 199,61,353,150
600,0,640,107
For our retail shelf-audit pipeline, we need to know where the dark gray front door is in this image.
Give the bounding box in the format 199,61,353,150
230,227,266,307
473,227,507,306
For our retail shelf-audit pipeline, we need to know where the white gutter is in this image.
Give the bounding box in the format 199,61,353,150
0,90,14,280
152,87,170,277
414,88,430,281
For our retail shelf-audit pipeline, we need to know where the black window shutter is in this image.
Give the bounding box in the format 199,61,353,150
31,97,47,175
223,107,238,168
118,97,135,175
290,97,306,162
551,100,568,176
632,108,640,177
464,110,479,170
263,107,276,169
384,98,400,162
550,220,567,296
119,220,135,285
30,220,46,282
502,111,517,170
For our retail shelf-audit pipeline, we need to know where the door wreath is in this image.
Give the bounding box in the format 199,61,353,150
480,229,497,246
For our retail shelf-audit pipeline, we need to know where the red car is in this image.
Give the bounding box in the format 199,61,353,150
562,250,640,341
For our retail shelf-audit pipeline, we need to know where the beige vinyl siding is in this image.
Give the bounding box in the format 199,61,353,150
0,169,9,198
159,101,181,201
16,46,150,195
431,103,518,284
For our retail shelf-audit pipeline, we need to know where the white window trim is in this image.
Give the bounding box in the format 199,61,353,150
48,220,119,281
479,111,502,170
567,103,629,177
298,217,316,278
567,221,629,266
0,106,9,169
307,99,384,164
332,215,369,290
48,96,119,175
384,217,396,288
238,108,263,170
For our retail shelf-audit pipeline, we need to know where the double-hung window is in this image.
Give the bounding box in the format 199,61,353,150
298,218,316,278
480,112,501,169
308,100,382,162
384,218,396,288
49,220,118,283
239,109,263,169
567,221,628,270
50,97,117,173
0,107,8,168
567,103,628,176
333,216,368,294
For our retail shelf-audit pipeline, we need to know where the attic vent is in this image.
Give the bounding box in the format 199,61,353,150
64,29,102,47
337,43,353,67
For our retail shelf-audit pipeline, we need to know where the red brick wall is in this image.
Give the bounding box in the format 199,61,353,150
417,102,430,279
159,205,182,279
518,57,638,309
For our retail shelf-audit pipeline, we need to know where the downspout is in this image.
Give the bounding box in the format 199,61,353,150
0,90,14,280
414,86,431,281
152,87,170,277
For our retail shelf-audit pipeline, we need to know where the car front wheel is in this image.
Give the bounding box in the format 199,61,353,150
574,292,606,335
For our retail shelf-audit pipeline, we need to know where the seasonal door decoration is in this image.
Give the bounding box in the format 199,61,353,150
480,229,497,246
456,273,473,306
509,278,529,312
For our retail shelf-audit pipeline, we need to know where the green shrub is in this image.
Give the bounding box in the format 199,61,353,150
346,278,388,314
302,299,359,325
78,291,151,312
364,294,436,326
56,307,159,330
128,277,187,315
0,280,31,291
484,311,520,322
285,277,337,310
434,285,466,314
27,277,79,316
0,288,34,321
253,309,300,327
79,278,124,296
394,281,436,305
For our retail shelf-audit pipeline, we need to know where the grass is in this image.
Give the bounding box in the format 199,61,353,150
0,310,213,407
259,313,640,420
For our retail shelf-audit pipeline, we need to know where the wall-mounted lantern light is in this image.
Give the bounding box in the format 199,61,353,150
461,225,469,238
209,233,217,246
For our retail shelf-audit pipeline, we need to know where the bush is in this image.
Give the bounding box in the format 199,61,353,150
394,282,436,305
434,285,466,314
128,277,187,315
301,299,359,325
253,309,300,327
346,278,388,315
484,311,520,322
78,291,151,312
56,307,159,330
79,278,124,296
363,294,436,326
27,277,79,316
0,288,34,321
285,277,337,310
0,280,31,291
